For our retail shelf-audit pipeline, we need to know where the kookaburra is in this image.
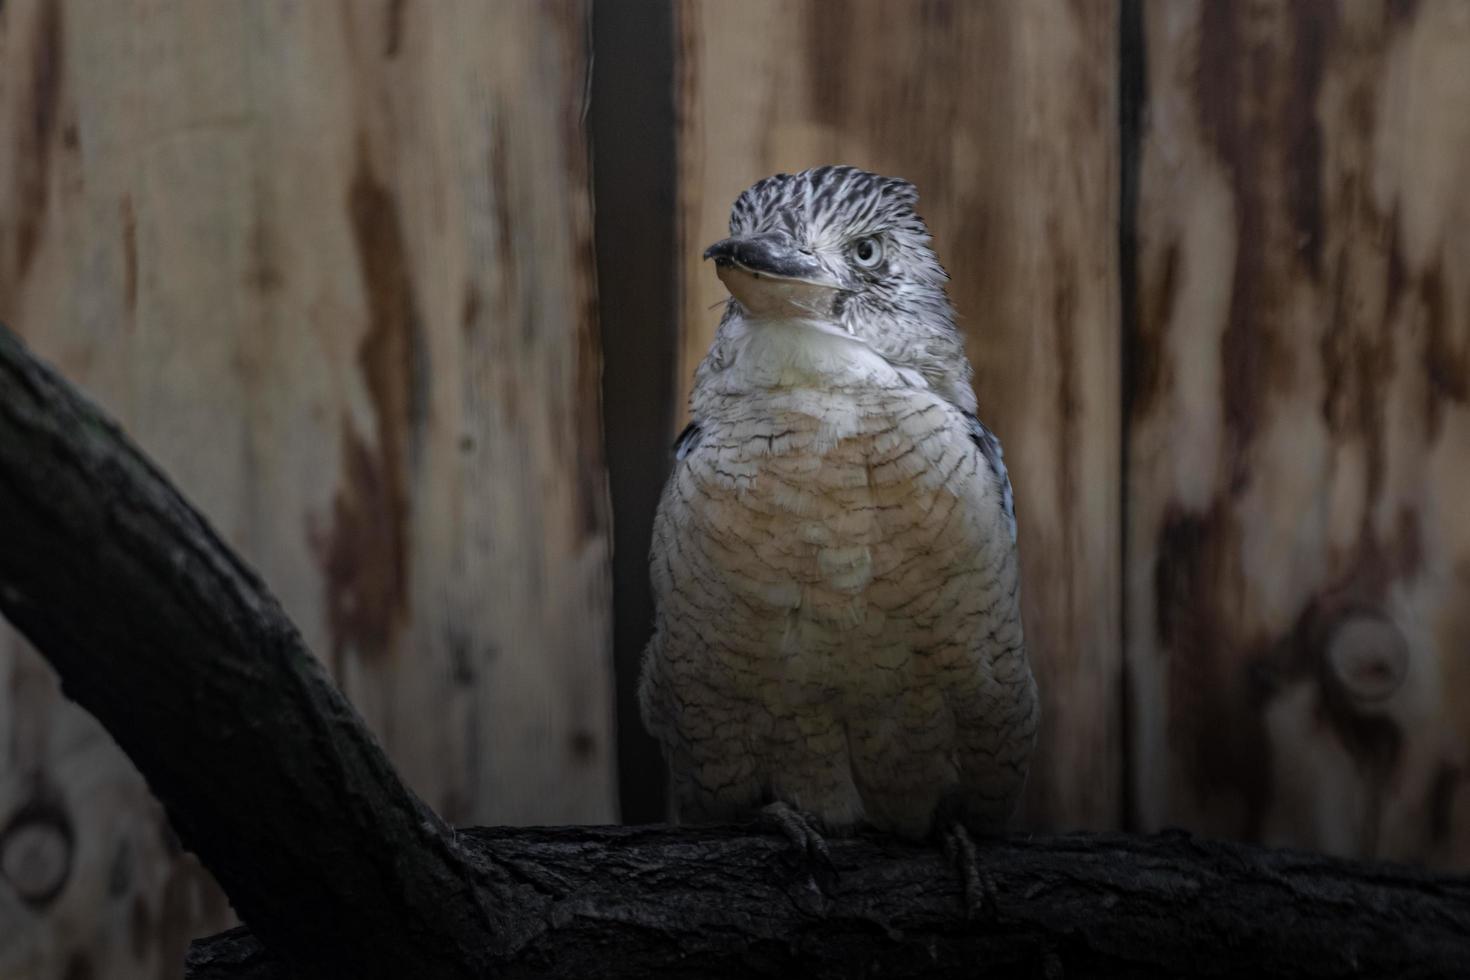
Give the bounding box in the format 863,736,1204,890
639,166,1038,871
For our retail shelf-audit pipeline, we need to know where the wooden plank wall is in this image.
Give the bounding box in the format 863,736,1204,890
1,0,1469,976
1129,0,1470,864
674,0,1123,830
0,1,615,977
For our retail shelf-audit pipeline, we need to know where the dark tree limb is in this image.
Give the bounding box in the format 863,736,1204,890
184,825,1470,980
2,317,1469,980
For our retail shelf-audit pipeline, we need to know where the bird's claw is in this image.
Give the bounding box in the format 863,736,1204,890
760,801,837,885
941,822,997,921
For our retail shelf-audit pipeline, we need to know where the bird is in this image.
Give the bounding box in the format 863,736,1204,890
638,165,1038,895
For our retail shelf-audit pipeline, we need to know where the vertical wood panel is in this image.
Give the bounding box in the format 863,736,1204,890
675,0,1122,830
1130,0,1470,866
0,0,615,975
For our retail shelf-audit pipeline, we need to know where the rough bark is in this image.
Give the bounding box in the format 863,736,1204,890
184,825,1470,980
0,319,498,977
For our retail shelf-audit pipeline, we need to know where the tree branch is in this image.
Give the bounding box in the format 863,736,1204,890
2,318,1468,980
185,824,1470,979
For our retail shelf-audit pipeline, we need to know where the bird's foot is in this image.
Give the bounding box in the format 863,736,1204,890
760,801,837,887
940,822,997,921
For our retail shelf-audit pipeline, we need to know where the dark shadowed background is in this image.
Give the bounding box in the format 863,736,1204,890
1,1,1468,977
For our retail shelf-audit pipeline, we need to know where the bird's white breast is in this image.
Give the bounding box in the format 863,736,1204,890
712,317,928,398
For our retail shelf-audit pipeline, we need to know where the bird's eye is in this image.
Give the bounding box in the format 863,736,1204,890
851,236,884,269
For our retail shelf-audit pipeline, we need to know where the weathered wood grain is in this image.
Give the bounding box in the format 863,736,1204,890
1129,0,1470,866
674,0,1121,830
0,0,614,974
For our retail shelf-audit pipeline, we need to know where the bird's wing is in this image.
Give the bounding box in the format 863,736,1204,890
960,410,1016,545
942,410,1036,830
672,420,704,461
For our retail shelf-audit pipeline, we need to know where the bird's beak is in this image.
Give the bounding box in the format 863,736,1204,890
703,234,843,319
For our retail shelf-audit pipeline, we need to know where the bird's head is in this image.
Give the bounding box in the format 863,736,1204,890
704,165,968,401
